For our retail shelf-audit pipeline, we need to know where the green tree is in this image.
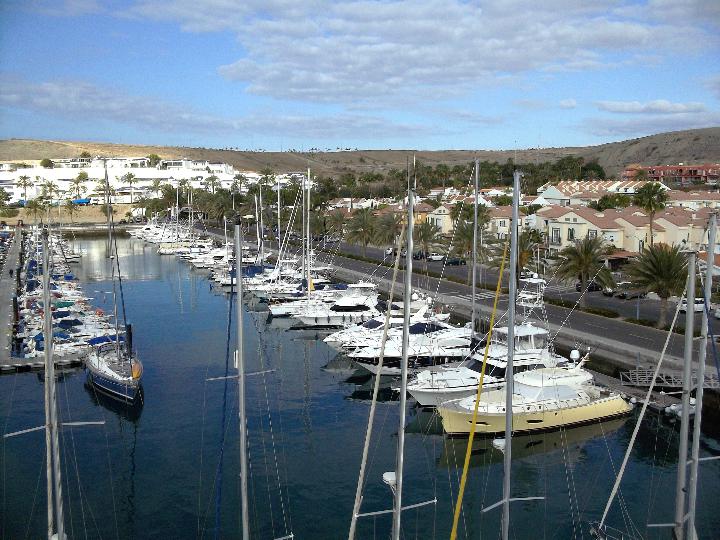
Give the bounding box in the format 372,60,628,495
147,154,161,167
633,183,668,247
40,158,54,168
493,194,513,206
122,172,137,203
625,244,688,328
0,187,10,207
201,175,219,194
72,171,89,199
453,219,492,284
17,175,32,201
151,179,162,197
64,200,78,223
41,180,60,200
346,208,376,256
414,220,442,276
326,210,346,237
25,198,44,224
79,151,92,159
554,236,614,307
373,212,403,252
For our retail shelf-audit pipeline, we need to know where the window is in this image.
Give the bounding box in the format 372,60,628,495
572,218,577,222
551,228,561,244
567,228,575,241
639,240,645,251
588,230,597,239
499,220,506,227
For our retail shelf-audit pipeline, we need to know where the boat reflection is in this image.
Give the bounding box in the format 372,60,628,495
84,379,144,422
345,374,399,403
436,416,630,468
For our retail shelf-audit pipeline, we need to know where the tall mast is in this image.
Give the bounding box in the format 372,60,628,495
391,173,414,540
276,176,281,248
254,196,261,265
234,219,250,539
258,186,265,269
306,168,311,299
471,158,479,335
42,230,65,540
501,170,521,540
688,213,716,532
104,159,112,258
674,250,696,539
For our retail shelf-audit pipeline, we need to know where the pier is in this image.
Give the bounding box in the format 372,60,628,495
0,229,84,374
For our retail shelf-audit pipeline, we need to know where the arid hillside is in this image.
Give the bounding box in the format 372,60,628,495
1,127,718,177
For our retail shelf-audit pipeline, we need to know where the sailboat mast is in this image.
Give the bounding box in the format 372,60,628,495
105,159,112,258
674,250,696,539
276,176,281,248
501,170,521,540
254,195,261,265
306,167,311,298
259,187,265,268
471,158,479,335
234,219,250,539
688,213,716,530
42,230,65,540
391,182,414,540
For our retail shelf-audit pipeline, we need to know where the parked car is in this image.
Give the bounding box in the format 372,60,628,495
445,257,467,266
384,247,394,256
680,298,705,313
613,281,646,299
412,251,426,260
427,252,444,261
575,280,602,292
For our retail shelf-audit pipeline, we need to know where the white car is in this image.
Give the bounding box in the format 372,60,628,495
680,298,705,313
427,253,445,261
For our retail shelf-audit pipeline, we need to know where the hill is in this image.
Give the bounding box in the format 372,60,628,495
1,127,718,178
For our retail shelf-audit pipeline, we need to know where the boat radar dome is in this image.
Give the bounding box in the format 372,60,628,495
570,349,581,362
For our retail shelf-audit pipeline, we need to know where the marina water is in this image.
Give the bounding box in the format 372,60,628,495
2,235,720,539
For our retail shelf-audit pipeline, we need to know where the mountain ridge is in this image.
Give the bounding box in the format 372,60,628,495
1,127,718,178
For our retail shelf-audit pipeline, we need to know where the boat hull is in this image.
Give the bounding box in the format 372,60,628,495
86,369,141,402
438,395,633,435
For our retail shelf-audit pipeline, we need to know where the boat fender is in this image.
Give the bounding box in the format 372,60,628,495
327,315,331,324
96,308,104,316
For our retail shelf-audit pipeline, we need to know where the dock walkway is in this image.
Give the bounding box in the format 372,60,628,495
0,230,84,374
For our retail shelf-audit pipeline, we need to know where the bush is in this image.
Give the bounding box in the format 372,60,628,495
625,317,701,337
582,306,619,318
0,207,19,217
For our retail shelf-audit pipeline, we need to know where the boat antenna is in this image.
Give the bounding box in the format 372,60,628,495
234,216,250,539
391,177,414,540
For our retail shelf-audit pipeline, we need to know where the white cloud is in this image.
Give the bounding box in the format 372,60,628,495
559,99,577,109
596,100,706,114
585,112,720,137
0,76,422,139
123,0,718,105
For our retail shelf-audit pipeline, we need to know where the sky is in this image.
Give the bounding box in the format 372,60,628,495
0,0,718,152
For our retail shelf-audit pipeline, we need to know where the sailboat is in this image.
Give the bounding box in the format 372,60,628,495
85,159,143,402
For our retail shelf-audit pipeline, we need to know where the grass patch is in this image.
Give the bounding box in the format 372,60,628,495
625,317,701,337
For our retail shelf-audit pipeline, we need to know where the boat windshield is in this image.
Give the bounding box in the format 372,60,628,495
408,322,444,335
362,319,383,329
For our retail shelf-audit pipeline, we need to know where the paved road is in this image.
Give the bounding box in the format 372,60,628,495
201,224,714,371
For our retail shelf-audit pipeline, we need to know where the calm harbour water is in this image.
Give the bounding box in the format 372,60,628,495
2,235,720,539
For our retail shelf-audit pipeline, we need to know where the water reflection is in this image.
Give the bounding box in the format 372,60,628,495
71,234,164,281
84,380,144,422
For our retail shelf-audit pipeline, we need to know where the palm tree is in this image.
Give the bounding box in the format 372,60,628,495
373,213,403,253
201,175,219,194
151,179,162,198
633,182,668,247
625,244,687,328
122,172,137,203
72,171,88,199
25,198,43,224
453,219,491,284
414,220,442,276
346,208,376,256
17,175,32,202
41,180,60,201
554,236,614,307
64,200,78,223
326,209,346,237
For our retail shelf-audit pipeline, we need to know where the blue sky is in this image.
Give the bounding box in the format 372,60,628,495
0,0,718,151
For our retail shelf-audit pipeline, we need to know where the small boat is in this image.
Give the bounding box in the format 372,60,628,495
85,335,143,401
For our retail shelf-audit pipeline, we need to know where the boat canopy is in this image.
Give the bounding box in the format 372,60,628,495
87,335,125,346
